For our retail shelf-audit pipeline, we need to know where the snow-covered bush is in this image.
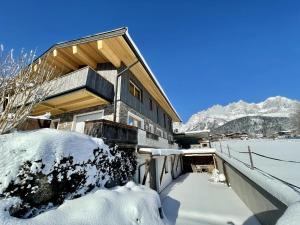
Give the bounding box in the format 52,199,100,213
0,129,136,218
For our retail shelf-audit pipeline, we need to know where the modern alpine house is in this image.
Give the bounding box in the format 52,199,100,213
30,27,181,149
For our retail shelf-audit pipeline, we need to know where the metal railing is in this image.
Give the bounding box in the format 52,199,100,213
217,141,300,192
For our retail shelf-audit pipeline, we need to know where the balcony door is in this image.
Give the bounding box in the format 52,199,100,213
73,110,104,133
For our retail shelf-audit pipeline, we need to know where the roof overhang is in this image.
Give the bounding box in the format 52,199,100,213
33,27,181,122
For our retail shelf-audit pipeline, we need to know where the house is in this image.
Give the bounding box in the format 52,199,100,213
22,27,182,191
27,27,181,149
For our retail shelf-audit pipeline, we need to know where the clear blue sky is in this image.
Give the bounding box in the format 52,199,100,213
1,0,299,122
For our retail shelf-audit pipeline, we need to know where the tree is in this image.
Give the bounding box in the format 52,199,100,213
293,103,300,134
0,45,59,134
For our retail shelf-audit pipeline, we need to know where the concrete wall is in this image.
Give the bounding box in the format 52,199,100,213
135,154,182,193
215,155,287,225
138,129,178,149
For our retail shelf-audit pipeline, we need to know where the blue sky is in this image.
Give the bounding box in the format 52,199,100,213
1,0,300,122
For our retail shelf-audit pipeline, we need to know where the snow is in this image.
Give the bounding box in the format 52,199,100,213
139,148,181,156
276,202,300,225
0,128,111,193
176,96,299,132
213,139,300,189
181,148,216,154
161,173,261,225
214,143,300,206
27,112,51,120
0,182,170,225
139,148,216,156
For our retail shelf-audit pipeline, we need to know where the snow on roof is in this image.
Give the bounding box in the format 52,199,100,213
139,148,216,156
216,152,300,206
184,130,210,134
139,148,182,156
181,148,216,155
27,112,51,120
0,182,169,225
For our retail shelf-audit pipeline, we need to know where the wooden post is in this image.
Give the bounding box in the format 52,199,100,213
222,161,230,187
219,141,223,153
160,156,167,185
142,160,151,185
248,146,254,170
227,145,231,158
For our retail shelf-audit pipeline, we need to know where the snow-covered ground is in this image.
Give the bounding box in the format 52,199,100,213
0,182,169,225
213,139,300,188
161,173,261,225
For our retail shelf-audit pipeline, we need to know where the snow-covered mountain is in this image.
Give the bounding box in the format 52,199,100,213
175,96,299,133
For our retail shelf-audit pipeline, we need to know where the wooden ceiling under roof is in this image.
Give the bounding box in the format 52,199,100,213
33,31,181,122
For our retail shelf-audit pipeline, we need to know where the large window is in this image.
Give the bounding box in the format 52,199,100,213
149,98,153,111
129,80,142,101
127,112,144,129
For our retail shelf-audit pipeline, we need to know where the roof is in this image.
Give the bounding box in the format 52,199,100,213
34,27,181,122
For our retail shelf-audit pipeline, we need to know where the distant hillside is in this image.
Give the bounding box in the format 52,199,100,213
175,96,299,135
212,116,292,136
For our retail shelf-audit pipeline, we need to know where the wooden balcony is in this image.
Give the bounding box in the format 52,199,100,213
32,67,114,115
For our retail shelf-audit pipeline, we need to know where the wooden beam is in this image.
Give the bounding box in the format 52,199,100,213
72,45,97,68
160,156,167,185
53,49,78,70
170,155,175,179
55,95,94,108
39,102,66,113
142,160,151,185
97,40,121,68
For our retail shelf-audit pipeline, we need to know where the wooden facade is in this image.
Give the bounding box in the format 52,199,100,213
31,27,180,123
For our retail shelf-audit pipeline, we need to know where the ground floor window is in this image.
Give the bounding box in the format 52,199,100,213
156,128,162,137
51,119,60,129
127,112,144,129
149,124,154,133
73,110,104,133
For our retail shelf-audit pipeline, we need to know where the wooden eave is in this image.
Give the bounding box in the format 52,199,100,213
33,28,181,122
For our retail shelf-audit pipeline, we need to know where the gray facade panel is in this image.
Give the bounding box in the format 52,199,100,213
118,66,172,132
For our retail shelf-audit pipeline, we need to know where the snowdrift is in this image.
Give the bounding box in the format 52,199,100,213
0,129,136,217
0,182,169,225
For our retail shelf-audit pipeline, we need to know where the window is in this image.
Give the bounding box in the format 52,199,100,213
156,105,159,123
149,124,154,133
73,110,104,133
149,98,153,111
168,117,172,132
129,80,142,101
156,128,162,137
127,112,144,129
163,113,166,128
51,119,60,129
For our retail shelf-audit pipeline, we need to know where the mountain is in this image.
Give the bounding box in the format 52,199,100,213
175,96,299,134
213,116,292,136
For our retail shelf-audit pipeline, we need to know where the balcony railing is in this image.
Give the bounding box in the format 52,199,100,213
84,119,138,146
45,66,114,102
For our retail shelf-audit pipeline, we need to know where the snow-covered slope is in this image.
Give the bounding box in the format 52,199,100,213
176,96,299,132
0,182,169,225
